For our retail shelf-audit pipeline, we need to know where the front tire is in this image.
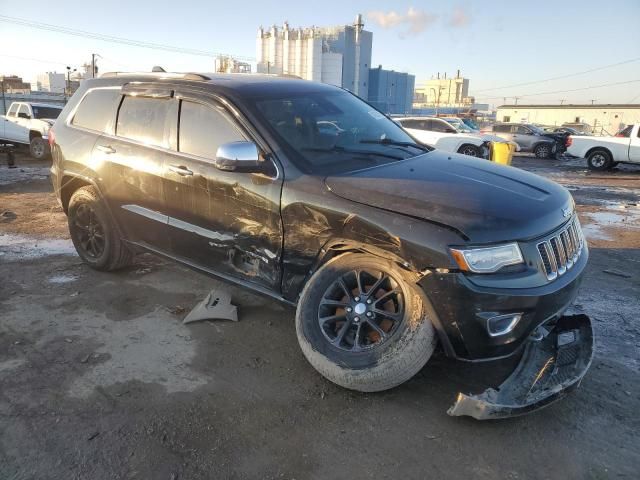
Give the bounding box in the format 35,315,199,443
295,253,437,392
534,143,553,159
29,135,48,159
457,144,481,157
586,149,612,171
68,186,134,271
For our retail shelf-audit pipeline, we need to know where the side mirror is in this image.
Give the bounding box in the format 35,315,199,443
18,112,31,119
214,141,264,173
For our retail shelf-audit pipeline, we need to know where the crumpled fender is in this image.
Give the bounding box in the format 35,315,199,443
448,314,594,420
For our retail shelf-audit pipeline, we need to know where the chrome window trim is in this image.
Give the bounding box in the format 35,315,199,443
65,85,281,181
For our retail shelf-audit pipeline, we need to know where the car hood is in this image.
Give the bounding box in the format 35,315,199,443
324,152,573,243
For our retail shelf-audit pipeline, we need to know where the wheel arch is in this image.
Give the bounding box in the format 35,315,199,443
61,171,129,246
585,146,612,160
305,242,457,358
29,130,43,141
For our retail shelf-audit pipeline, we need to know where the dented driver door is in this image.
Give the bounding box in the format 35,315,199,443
162,94,284,292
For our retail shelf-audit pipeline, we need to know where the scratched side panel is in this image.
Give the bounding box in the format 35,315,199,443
280,174,463,302
162,149,284,292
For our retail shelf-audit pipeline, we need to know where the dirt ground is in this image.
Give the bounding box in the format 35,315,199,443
1,152,639,479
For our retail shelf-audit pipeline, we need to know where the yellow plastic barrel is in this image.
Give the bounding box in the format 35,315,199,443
490,141,515,166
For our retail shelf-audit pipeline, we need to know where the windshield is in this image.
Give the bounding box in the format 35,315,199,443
528,124,545,135
251,90,429,174
32,106,62,119
461,118,479,130
444,118,473,133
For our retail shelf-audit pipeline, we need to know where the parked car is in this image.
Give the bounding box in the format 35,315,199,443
50,72,593,419
567,124,640,170
544,126,587,136
562,122,593,135
0,101,62,159
483,123,567,158
396,117,492,157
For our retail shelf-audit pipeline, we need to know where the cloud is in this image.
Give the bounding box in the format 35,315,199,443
367,7,437,36
449,7,471,28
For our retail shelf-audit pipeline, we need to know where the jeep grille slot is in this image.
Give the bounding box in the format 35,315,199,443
537,218,584,281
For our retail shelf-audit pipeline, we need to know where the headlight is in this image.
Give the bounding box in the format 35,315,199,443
450,243,524,273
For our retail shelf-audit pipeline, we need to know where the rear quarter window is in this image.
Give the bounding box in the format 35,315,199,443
72,89,122,133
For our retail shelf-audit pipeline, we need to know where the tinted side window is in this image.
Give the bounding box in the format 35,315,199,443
419,120,432,131
72,89,122,133
17,104,30,117
178,101,245,159
7,104,18,116
399,119,417,129
431,119,451,132
493,124,509,133
513,125,530,134
117,96,176,148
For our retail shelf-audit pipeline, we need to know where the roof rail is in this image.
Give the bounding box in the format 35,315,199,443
100,71,211,81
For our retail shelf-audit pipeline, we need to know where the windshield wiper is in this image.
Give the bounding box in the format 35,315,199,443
359,138,432,153
302,145,405,161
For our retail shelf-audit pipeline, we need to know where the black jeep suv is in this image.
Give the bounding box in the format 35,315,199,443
51,72,593,419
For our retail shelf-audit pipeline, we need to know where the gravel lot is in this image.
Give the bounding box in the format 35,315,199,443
1,152,639,479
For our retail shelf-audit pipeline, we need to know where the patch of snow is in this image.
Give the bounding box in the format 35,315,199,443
0,358,26,374
47,274,79,284
0,233,76,261
0,166,50,185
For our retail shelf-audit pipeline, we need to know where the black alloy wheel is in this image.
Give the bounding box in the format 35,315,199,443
318,269,404,352
71,203,106,259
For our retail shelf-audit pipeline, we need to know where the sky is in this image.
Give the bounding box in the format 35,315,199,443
1,0,639,107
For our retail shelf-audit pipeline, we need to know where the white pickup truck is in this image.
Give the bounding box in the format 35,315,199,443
0,101,63,159
567,124,640,170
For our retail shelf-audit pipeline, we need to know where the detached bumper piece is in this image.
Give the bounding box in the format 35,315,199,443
448,315,593,420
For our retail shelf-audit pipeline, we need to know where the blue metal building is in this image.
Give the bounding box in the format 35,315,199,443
367,66,415,115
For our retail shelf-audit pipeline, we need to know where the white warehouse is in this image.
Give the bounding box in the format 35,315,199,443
496,104,640,135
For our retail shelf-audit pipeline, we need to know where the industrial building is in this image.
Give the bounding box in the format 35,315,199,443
368,66,415,115
0,75,31,94
413,71,472,109
256,15,372,98
214,55,252,74
496,104,640,135
31,72,66,93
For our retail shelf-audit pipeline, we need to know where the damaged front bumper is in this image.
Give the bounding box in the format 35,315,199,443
448,314,593,420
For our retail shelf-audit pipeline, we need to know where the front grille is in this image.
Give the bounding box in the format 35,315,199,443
536,217,585,281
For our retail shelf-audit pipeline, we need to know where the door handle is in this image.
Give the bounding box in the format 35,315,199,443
96,145,116,154
168,165,193,176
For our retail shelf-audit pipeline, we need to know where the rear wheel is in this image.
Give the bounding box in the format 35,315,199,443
586,149,612,171
457,144,481,157
29,135,48,159
68,186,134,271
534,143,553,159
296,253,437,392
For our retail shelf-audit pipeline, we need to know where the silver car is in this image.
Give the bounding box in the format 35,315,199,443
484,123,557,158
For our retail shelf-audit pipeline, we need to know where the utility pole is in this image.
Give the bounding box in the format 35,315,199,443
513,96,521,105
66,66,77,102
92,53,96,78
559,99,566,105
1,80,6,114
590,99,597,105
